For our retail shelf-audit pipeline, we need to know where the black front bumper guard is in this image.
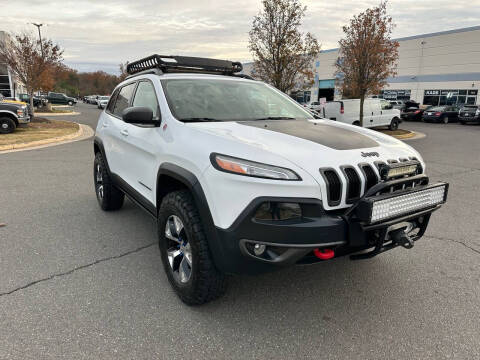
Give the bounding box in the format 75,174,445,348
343,174,448,260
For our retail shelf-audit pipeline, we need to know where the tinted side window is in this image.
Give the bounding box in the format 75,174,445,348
106,89,119,113
112,83,136,117
132,81,160,120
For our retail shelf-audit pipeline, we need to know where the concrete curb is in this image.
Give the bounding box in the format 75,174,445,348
34,112,81,116
392,131,416,139
400,131,426,141
0,124,94,154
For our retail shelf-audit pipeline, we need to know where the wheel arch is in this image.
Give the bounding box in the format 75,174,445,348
0,111,19,126
157,163,228,271
93,137,112,175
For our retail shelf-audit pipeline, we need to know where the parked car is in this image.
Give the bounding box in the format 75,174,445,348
306,101,323,112
0,100,30,134
404,100,420,109
46,92,77,106
87,95,100,105
422,105,459,124
93,54,448,305
0,94,28,107
323,99,401,130
18,93,45,108
97,96,110,109
459,104,480,124
401,106,432,121
389,100,406,111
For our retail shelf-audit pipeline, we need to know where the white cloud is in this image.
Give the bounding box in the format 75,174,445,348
1,0,479,73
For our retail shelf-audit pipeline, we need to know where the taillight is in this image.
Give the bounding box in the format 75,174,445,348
435,112,442,116
414,110,421,114
340,103,344,114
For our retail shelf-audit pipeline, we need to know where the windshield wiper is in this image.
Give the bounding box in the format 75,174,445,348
255,116,296,120
180,117,222,122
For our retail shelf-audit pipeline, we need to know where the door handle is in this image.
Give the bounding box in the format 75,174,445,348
102,122,109,128
120,129,129,137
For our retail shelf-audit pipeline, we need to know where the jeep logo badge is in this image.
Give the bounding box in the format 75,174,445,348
361,151,379,158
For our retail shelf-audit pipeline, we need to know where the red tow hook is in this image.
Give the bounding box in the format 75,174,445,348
313,248,335,260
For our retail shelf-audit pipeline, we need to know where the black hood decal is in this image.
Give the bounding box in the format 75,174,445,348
238,120,379,150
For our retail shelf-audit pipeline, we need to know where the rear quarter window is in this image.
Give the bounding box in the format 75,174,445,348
112,83,137,117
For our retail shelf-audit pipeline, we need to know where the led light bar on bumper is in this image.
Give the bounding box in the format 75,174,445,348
379,160,421,180
356,183,448,224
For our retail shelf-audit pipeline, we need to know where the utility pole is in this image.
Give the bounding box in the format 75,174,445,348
31,23,44,57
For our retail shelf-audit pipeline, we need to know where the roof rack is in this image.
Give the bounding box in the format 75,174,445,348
126,54,243,76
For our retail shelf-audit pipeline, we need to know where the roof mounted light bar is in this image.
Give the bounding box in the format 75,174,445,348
126,54,244,76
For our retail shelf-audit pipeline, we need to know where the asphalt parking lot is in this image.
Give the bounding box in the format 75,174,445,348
1,102,479,359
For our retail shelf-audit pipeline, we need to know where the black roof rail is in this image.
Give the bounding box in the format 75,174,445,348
126,54,243,76
125,68,163,80
233,73,255,80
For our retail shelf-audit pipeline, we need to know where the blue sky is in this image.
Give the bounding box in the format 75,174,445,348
1,0,479,74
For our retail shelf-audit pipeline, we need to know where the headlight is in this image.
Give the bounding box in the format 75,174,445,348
210,153,301,180
17,109,24,116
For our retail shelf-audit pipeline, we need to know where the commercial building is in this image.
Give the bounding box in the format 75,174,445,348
311,25,480,106
0,31,26,98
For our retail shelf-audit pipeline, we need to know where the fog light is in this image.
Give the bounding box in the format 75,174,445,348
254,202,301,221
253,243,266,256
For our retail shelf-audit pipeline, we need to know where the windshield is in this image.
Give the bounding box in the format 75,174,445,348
99,96,109,100
429,106,445,111
161,78,314,122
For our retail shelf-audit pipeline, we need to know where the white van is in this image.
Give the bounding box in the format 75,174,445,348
323,99,401,130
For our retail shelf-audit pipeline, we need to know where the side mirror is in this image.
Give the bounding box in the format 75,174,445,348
122,106,159,126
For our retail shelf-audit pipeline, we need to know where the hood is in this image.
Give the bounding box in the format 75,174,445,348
189,119,423,209
1,99,27,106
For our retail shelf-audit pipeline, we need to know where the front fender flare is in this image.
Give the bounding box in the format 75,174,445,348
157,163,228,272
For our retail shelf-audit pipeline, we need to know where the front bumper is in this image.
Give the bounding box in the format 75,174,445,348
422,116,441,122
459,115,480,123
212,176,448,275
17,115,31,124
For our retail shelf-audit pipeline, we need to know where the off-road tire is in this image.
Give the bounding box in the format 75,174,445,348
389,117,400,131
0,117,16,134
93,152,124,211
158,190,227,305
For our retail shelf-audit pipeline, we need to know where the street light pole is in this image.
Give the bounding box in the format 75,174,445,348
31,23,44,57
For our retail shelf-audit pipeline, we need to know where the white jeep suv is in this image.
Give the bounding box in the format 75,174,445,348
93,55,448,305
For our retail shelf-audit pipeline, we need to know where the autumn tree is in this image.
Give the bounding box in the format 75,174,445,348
249,0,320,93
335,1,399,126
0,32,63,114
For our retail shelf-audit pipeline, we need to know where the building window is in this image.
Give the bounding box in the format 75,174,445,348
423,89,477,106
